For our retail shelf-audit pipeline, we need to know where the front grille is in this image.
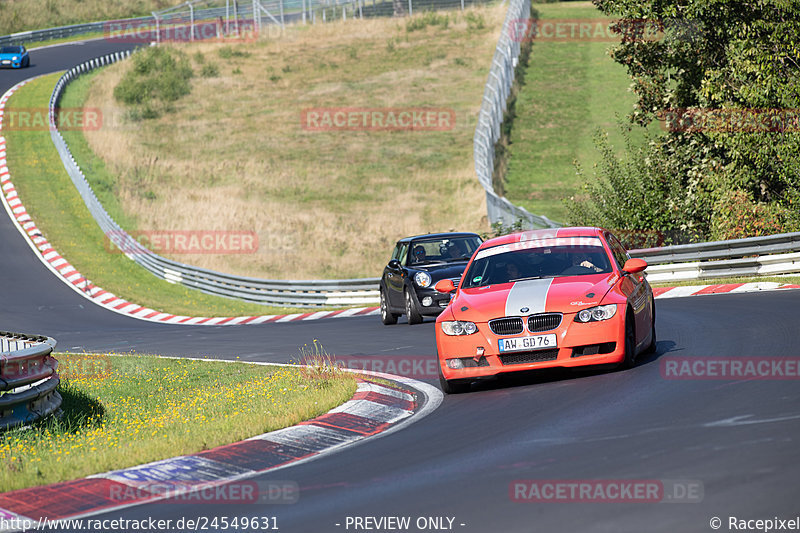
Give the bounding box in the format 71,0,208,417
451,278,461,288
527,313,562,333
489,317,524,335
499,349,559,365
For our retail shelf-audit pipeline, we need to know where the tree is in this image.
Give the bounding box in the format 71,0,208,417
573,0,800,240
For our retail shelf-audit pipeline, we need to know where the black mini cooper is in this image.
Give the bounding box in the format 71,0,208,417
380,232,483,325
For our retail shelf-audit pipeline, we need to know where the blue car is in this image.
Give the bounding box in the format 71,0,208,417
0,45,30,68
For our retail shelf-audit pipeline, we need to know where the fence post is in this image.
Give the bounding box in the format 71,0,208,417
408,0,412,16
189,3,194,41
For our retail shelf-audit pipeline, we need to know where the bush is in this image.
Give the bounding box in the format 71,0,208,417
406,11,449,32
217,46,251,59
201,63,219,78
465,11,485,30
710,190,792,241
567,125,716,246
114,47,193,118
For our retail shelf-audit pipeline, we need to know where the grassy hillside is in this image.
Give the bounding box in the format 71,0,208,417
76,7,503,279
0,0,172,35
504,1,653,223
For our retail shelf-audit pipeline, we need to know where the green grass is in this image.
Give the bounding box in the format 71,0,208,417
504,1,655,223
0,352,356,491
4,74,329,317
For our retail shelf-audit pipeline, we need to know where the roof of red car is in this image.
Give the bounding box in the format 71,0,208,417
479,227,604,249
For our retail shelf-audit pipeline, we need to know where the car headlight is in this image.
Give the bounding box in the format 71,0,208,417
414,272,432,288
575,304,617,323
12,56,18,61
441,321,478,335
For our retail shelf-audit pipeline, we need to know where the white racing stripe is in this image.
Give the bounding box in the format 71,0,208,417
505,278,553,317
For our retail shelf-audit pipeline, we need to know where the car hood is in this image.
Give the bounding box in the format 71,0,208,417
414,262,469,281
0,53,19,59
451,274,618,321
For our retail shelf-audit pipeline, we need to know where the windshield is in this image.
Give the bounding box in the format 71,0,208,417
408,236,481,265
462,236,613,288
0,47,21,54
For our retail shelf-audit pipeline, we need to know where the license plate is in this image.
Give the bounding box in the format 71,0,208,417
1,60,10,65
498,334,557,353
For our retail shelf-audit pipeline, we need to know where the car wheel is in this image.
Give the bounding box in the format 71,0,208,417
438,366,470,394
405,288,423,325
645,297,657,354
380,288,398,325
620,311,636,369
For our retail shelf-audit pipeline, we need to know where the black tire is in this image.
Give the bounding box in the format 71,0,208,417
380,287,398,325
645,296,657,354
405,288,423,325
438,366,470,394
620,311,637,369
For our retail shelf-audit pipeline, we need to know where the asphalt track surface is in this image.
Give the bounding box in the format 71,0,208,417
2,41,799,533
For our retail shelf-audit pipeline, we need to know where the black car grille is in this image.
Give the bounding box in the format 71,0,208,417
499,349,559,365
489,313,562,335
451,278,461,288
489,317,524,335
527,313,562,332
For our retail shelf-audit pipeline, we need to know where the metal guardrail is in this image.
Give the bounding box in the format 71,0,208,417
49,52,380,308
473,0,559,230
631,232,800,265
2,0,492,47
632,232,800,282
0,6,254,47
0,332,61,432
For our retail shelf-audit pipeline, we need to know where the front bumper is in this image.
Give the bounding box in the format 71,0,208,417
413,287,452,316
437,312,626,380
0,59,22,68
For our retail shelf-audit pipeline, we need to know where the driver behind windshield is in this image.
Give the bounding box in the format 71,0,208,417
412,245,427,264
445,241,467,260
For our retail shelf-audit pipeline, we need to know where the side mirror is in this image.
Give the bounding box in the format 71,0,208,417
434,279,456,293
388,259,401,270
622,258,648,274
